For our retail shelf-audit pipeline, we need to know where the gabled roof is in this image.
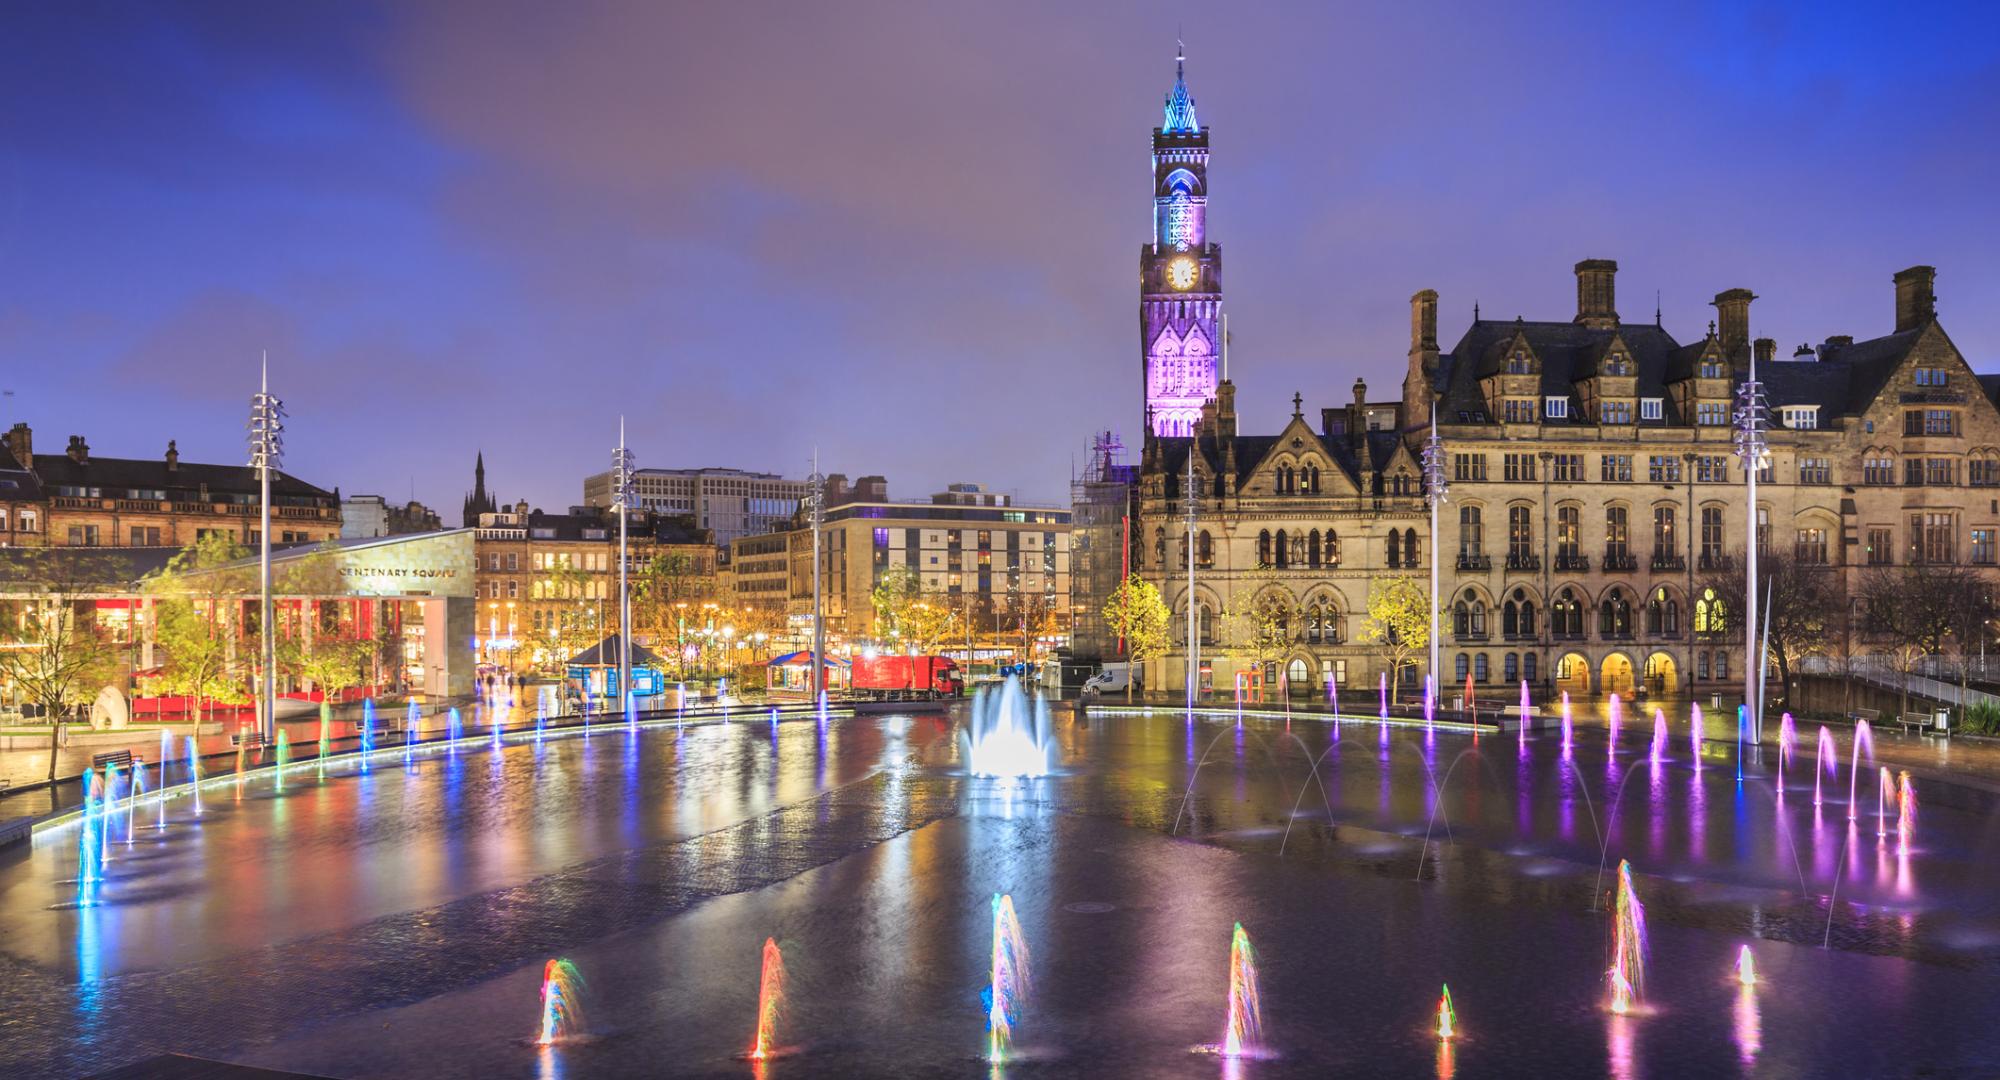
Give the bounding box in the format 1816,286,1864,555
1439,319,1684,425
566,633,660,668
30,453,333,501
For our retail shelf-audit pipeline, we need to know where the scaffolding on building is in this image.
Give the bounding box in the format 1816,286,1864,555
1068,431,1138,667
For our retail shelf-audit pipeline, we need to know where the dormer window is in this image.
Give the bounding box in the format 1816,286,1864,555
1601,401,1633,424
1781,406,1820,430
1503,399,1536,423
1604,354,1632,376
1915,367,1949,387
1699,359,1725,379
1639,398,1663,422
1544,397,1569,419
1507,352,1531,375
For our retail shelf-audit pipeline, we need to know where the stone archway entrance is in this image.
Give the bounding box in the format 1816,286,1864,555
1286,657,1312,698
1644,652,1678,696
1555,652,1592,697
1601,653,1635,696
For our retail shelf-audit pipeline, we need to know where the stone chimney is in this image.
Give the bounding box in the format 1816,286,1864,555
1215,379,1236,439
1353,377,1368,408
1793,343,1817,362
1404,289,1439,420
1894,265,1937,332
66,435,89,465
165,440,179,472
4,422,29,470
1711,288,1756,369
1753,338,1776,367
1573,260,1619,329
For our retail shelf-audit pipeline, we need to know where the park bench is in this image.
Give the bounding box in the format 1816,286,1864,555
230,730,267,748
1847,707,1880,730
91,749,134,770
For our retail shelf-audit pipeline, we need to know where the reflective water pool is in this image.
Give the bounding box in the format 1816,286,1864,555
3,702,1997,1077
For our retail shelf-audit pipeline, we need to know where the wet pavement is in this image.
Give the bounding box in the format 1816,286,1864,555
3,702,2000,1077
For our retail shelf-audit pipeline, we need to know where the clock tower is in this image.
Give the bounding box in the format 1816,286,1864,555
1142,45,1221,439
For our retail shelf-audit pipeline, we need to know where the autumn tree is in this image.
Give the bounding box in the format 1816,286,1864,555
1222,577,1296,697
144,534,253,727
1358,575,1436,697
1102,574,1170,702
869,564,922,642
0,549,122,779
633,549,715,645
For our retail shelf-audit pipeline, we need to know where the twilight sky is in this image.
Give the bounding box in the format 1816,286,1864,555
3,2,1998,515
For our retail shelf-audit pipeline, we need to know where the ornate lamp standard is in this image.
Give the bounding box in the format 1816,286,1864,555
247,356,285,742
1420,405,1450,697
1733,350,1771,739
1184,446,1198,709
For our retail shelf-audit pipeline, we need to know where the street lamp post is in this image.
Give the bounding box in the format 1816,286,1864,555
1420,404,1449,698
1733,350,1770,739
809,451,825,702
1184,444,1198,710
247,354,286,743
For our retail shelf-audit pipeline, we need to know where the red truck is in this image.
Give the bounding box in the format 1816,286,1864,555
850,654,963,700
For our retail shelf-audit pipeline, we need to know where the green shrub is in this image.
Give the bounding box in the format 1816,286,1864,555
1963,699,2000,736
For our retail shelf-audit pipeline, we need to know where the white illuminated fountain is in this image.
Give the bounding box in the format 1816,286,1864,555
963,676,1058,779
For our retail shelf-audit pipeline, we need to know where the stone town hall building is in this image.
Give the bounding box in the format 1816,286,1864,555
1132,55,2000,701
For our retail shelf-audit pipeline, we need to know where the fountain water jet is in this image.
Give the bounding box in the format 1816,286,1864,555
1848,720,1874,820
274,731,289,792
1878,766,1892,838
1436,984,1457,1040
1608,860,1647,1014
1519,681,1531,751
1778,712,1797,794
1649,709,1667,766
1690,703,1704,768
1736,945,1756,987
1897,771,1916,855
360,698,375,769
536,958,585,1045
1608,693,1622,758
1814,726,1836,808
186,736,202,816
1560,692,1573,755
962,677,1056,779
1220,922,1263,1058
749,937,786,1060
986,893,1030,1063
317,700,331,779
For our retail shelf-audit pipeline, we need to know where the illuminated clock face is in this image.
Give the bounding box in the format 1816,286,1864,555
1167,257,1197,290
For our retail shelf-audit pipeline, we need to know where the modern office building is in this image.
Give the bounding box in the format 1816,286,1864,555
581,466,809,546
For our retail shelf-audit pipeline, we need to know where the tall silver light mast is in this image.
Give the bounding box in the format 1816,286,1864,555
1733,349,1770,739
809,450,826,701
1185,444,1198,709
247,354,285,742
611,418,636,706
1420,403,1449,696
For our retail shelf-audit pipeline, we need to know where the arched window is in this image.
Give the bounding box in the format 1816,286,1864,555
1305,601,1323,644
1553,587,1582,638
1474,653,1490,683
1605,505,1630,561
1386,530,1401,568
1198,530,1213,567
1275,529,1290,569
1404,528,1419,564
1523,653,1538,682
1695,587,1727,635
1459,505,1483,557
1646,587,1680,636
1324,529,1340,566
1308,465,1321,493
1258,530,1272,567
1600,588,1632,637
1504,652,1519,682
1503,597,1518,637
1456,652,1470,681
1307,529,1321,568
1155,528,1166,566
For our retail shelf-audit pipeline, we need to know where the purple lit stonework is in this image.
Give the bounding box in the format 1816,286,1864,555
1142,48,1220,438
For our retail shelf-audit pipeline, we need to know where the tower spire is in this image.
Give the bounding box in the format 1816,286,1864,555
1162,40,1199,134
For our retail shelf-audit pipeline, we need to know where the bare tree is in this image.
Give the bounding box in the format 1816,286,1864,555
1858,562,1984,721
1697,549,1842,712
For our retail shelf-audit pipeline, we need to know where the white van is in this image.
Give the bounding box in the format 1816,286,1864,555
1081,663,1133,697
